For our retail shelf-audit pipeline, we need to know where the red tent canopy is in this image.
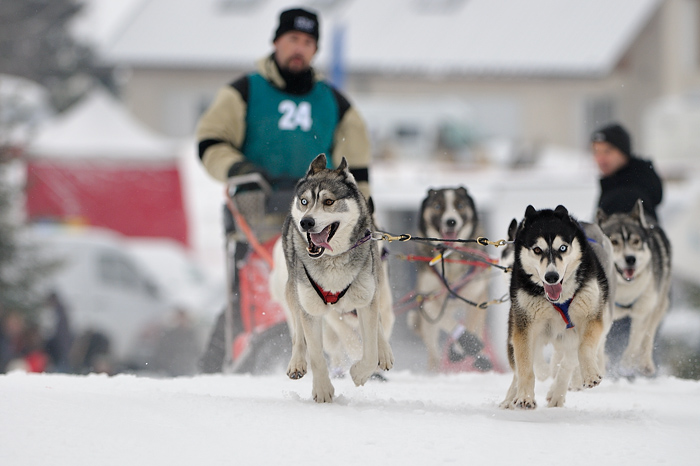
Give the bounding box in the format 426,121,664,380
25,160,188,245
25,90,189,246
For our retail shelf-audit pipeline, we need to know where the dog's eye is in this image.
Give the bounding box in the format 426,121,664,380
559,245,568,253
533,247,542,255
300,198,308,206
324,199,335,206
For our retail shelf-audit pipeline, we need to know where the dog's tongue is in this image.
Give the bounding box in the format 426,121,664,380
623,268,635,280
441,230,458,240
544,283,562,302
309,225,333,252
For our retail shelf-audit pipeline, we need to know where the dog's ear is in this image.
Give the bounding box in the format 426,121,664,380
457,186,468,196
595,208,608,225
507,218,518,241
307,153,328,175
336,157,357,186
525,205,537,218
554,205,569,218
632,198,649,229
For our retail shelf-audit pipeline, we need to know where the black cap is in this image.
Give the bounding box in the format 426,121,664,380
274,8,319,42
591,123,632,158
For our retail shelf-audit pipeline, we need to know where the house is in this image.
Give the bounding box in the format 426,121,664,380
98,0,700,161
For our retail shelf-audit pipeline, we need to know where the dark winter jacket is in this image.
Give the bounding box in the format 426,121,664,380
598,156,663,222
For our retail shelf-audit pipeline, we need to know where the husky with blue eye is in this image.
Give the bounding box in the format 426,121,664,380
501,205,610,409
274,154,394,403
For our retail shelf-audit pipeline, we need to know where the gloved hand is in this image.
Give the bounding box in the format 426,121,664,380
227,161,270,192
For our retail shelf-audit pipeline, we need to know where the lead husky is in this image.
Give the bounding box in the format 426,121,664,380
501,205,609,409
596,199,671,377
409,187,491,372
279,154,394,403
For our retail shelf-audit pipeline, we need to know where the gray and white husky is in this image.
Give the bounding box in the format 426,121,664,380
596,199,672,377
501,205,610,409
408,187,491,372
275,154,394,403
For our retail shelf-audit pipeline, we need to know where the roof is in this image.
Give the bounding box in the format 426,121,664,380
28,88,175,160
102,0,661,77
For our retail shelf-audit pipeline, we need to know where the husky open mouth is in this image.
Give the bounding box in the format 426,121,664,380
306,222,339,257
543,282,563,302
616,264,636,281
440,228,459,240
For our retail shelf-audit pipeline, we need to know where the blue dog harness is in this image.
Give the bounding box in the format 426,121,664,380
551,297,575,329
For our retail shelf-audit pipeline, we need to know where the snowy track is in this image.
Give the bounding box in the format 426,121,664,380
2,371,699,465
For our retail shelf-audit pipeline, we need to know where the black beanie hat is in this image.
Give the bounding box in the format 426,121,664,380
591,123,632,158
274,8,319,42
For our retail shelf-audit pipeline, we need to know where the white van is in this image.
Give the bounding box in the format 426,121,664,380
27,225,222,371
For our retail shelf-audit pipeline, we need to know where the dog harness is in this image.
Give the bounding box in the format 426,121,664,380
551,297,575,329
303,266,350,305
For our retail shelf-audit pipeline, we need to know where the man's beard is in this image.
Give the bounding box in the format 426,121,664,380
275,57,314,94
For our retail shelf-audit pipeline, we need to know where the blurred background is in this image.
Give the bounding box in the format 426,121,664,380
1,0,699,378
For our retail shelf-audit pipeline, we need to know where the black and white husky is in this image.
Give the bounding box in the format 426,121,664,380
501,205,610,409
596,199,672,377
272,154,394,403
408,187,492,371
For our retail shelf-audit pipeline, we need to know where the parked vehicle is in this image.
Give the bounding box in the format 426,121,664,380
26,225,222,372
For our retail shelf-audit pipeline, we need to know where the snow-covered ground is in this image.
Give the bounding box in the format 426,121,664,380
2,370,699,465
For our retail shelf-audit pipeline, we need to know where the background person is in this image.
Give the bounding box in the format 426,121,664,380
591,122,663,222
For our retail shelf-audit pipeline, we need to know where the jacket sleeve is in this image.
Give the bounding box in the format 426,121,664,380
195,86,247,183
645,160,663,208
331,104,372,199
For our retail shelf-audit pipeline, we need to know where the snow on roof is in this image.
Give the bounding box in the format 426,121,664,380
102,0,661,77
27,88,176,160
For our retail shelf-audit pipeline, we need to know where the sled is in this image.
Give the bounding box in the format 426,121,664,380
220,174,290,374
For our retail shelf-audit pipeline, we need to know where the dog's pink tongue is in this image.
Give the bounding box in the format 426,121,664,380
544,283,562,302
441,230,458,240
309,225,333,251
623,268,635,280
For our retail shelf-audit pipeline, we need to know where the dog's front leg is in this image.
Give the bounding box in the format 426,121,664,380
350,301,381,387
299,313,334,402
286,284,307,380
546,338,577,407
577,318,604,388
511,325,537,409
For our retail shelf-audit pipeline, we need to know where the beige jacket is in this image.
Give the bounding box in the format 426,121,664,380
196,56,371,197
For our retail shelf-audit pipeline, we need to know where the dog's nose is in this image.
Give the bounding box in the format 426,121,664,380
544,272,559,284
300,217,315,232
445,218,457,228
625,256,636,267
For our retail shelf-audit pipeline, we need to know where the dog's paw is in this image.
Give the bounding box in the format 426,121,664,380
349,362,374,387
512,395,537,410
568,370,583,391
546,391,566,408
287,357,307,380
312,379,335,403
377,345,394,371
581,372,603,389
637,359,656,377
499,399,514,410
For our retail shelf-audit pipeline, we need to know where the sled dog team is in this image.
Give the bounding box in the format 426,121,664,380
270,154,672,407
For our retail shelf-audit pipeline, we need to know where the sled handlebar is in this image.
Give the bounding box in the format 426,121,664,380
227,173,273,198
